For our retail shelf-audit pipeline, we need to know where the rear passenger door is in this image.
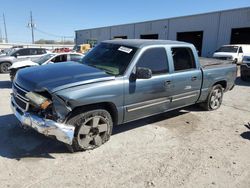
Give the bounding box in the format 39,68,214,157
124,47,172,122
169,47,202,109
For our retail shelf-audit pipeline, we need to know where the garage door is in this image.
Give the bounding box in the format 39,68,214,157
177,31,203,56
230,27,250,44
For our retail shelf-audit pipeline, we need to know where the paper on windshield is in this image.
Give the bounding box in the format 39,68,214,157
118,46,133,53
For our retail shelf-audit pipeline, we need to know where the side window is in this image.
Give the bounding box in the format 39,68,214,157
69,54,82,62
51,55,67,63
37,49,46,54
14,49,30,56
30,49,38,55
136,48,168,75
171,47,196,71
239,47,243,53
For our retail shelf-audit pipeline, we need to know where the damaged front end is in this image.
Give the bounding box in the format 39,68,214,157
11,82,75,145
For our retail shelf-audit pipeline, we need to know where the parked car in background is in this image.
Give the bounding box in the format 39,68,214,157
73,43,91,54
240,54,250,81
0,48,50,73
11,40,236,152
9,52,83,81
53,48,71,53
213,44,250,64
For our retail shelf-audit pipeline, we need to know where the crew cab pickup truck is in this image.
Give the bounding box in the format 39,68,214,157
11,40,237,152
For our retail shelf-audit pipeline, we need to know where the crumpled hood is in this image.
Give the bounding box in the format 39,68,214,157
9,60,38,69
15,62,115,93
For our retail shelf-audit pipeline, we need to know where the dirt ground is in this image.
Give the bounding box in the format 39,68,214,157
0,73,250,188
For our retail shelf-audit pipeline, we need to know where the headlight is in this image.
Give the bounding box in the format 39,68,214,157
25,92,52,110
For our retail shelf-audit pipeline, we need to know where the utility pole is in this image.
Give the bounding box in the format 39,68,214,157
28,11,35,43
3,13,8,43
0,27,2,42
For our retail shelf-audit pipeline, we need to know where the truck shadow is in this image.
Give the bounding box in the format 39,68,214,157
113,107,195,135
0,80,12,89
241,123,250,141
0,105,200,160
235,77,250,86
0,114,70,160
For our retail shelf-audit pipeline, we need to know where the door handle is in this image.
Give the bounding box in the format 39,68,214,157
191,76,197,81
164,80,171,87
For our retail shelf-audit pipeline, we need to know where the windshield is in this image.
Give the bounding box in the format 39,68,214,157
81,43,137,76
34,54,55,65
216,46,238,53
8,48,19,56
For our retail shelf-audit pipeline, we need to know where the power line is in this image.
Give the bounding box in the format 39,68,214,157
34,28,74,38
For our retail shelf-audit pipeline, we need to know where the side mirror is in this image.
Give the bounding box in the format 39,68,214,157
136,67,152,79
14,53,20,58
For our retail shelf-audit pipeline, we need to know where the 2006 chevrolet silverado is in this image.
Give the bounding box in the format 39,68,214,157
11,40,237,152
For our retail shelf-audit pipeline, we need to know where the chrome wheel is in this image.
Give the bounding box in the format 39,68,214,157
77,115,109,149
209,88,222,110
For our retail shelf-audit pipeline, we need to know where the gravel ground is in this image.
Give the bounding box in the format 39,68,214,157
0,73,250,188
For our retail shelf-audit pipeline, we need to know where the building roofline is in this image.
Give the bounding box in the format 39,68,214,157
75,6,250,32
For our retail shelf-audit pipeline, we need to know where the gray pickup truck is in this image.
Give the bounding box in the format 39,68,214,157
11,40,236,152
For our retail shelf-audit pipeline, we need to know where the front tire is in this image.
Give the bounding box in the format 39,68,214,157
67,109,113,152
0,62,11,73
201,84,223,111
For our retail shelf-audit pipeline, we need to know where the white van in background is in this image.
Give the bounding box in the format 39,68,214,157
213,44,250,64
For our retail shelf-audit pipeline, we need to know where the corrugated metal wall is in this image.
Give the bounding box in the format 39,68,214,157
111,24,135,39
168,13,220,57
75,7,250,57
217,8,250,48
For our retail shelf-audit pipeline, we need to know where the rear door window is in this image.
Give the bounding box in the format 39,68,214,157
69,54,83,62
171,47,196,71
37,49,46,54
51,55,67,63
30,49,39,55
136,48,169,75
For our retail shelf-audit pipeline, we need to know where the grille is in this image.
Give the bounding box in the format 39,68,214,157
12,83,30,111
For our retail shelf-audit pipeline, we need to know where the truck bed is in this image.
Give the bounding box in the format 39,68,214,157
199,57,233,69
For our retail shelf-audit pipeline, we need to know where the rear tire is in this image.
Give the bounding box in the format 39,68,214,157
201,84,223,111
66,109,113,152
0,62,11,73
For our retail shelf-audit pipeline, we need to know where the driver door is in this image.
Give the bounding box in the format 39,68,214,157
124,47,172,122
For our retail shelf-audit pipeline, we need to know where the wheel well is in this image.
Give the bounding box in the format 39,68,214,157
0,61,11,65
70,102,118,125
213,80,227,90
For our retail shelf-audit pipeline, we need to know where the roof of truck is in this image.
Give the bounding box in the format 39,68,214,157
103,39,189,48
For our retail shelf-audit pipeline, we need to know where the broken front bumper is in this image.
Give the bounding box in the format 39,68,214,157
11,96,75,145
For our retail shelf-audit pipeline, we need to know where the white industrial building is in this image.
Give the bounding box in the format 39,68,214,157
75,7,250,57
